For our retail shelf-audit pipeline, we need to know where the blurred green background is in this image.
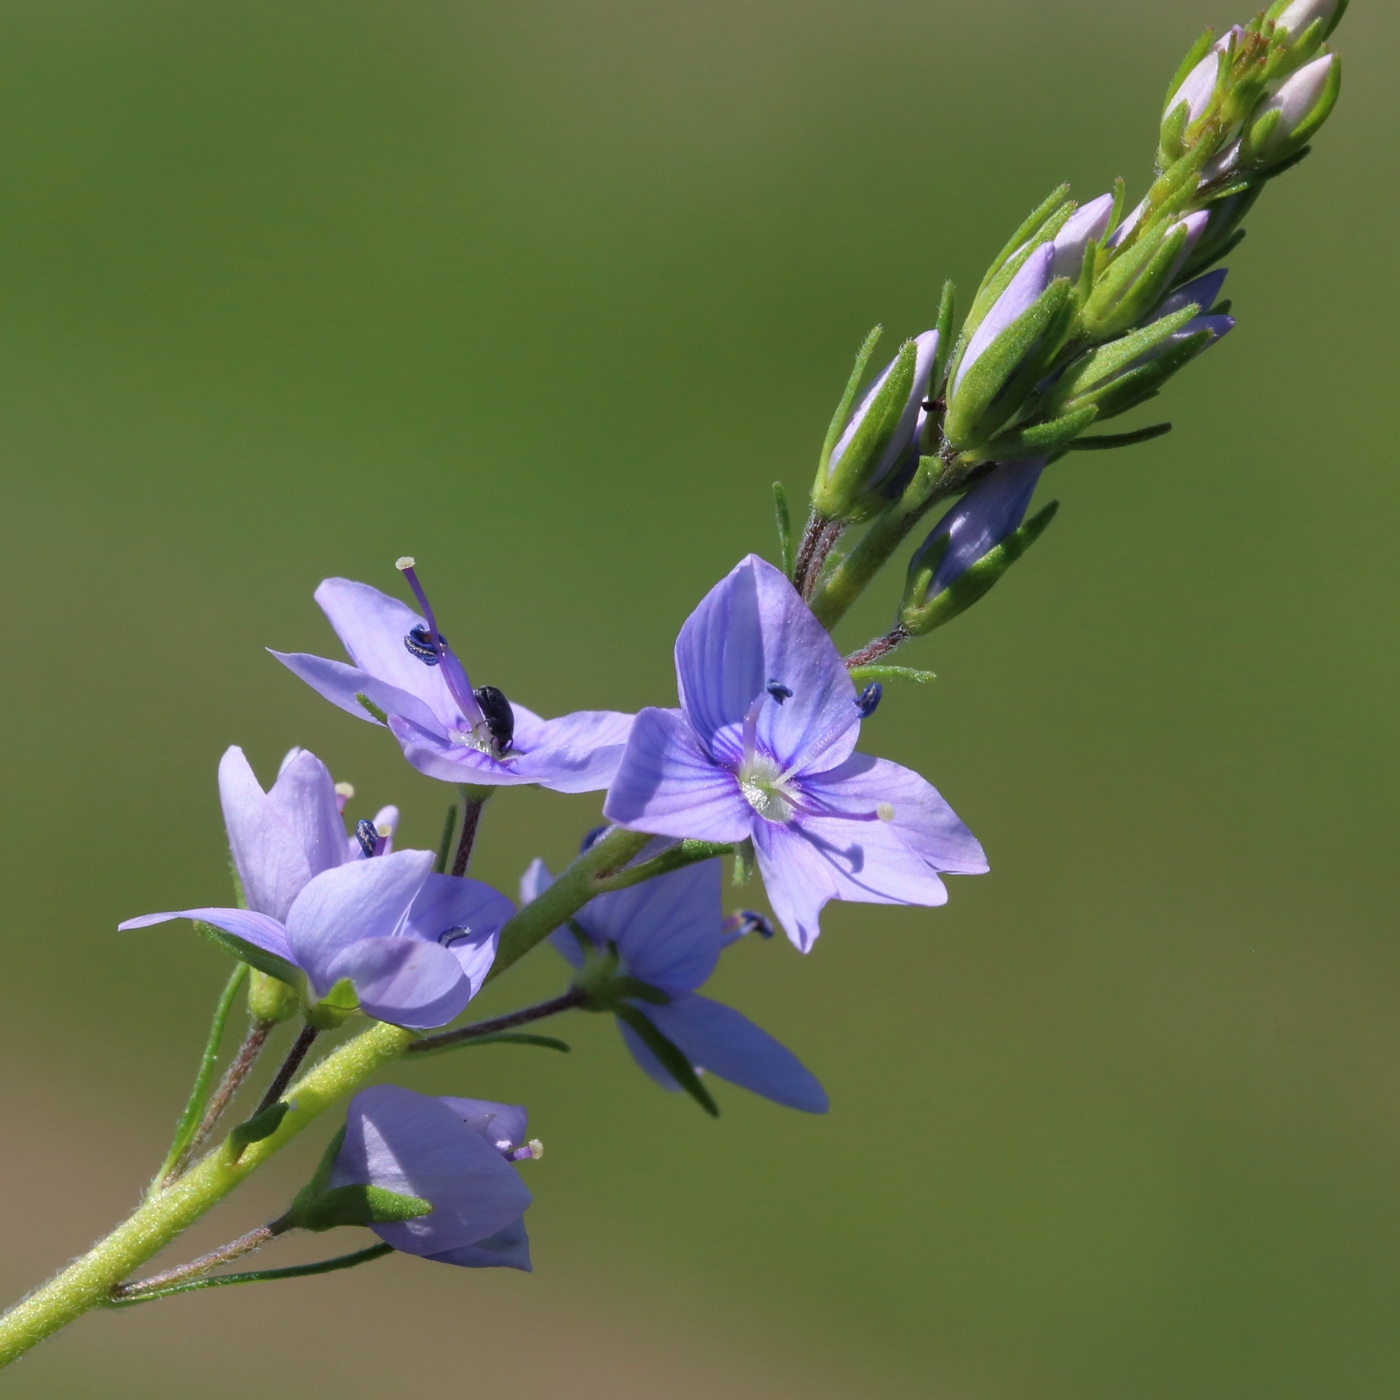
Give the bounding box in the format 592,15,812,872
0,0,1394,1395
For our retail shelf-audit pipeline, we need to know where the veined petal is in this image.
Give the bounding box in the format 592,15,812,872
807,752,989,875
508,708,636,794
403,873,511,999
603,707,753,843
675,556,859,774
324,935,472,1028
387,715,538,788
576,857,723,993
643,994,828,1112
314,578,461,728
330,1086,531,1256
219,746,348,921
285,849,433,987
119,907,296,966
439,1097,530,1155
269,650,442,733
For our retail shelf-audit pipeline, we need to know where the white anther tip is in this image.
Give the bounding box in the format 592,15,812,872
395,555,416,571
527,1139,544,1160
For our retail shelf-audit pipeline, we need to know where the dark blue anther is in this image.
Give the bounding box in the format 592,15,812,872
437,925,472,949
354,818,381,858
739,910,774,939
579,823,610,854
766,680,793,705
404,624,442,665
855,682,883,718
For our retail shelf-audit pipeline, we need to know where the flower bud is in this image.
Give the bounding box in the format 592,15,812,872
1267,0,1347,43
1243,53,1340,167
900,461,1055,635
1048,192,1115,283
1080,210,1209,341
812,330,939,519
1163,27,1241,129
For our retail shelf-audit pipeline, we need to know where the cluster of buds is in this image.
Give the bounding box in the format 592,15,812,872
802,1,1344,645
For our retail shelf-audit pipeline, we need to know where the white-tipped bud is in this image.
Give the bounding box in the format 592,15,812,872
1247,53,1340,165
1268,0,1345,41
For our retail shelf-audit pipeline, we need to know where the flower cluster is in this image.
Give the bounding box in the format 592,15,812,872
8,1,1339,1338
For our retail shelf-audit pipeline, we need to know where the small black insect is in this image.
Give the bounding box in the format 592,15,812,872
403,624,442,665
855,682,883,718
473,685,515,756
354,817,381,858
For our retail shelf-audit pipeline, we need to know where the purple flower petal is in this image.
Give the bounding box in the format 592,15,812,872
403,873,511,999
603,707,753,842
640,994,828,1113
118,907,296,965
386,714,536,786
954,243,1055,393
330,1086,531,1256
284,849,433,989
219,746,347,921
439,1097,530,1155
324,935,473,1028
269,649,441,732
426,1218,532,1272
920,461,1047,598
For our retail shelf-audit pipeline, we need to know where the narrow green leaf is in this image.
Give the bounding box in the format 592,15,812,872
614,1004,719,1117
847,664,937,686
194,921,302,989
814,326,882,492
979,405,1100,461
227,1101,290,1157
355,692,388,724
433,801,459,875
773,482,794,578
410,1031,572,1056
1069,423,1173,450
290,1183,434,1233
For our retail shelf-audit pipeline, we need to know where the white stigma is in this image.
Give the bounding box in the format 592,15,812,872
877,802,894,822
375,821,395,839
737,753,795,824
527,1138,544,1160
334,781,356,800
395,555,416,571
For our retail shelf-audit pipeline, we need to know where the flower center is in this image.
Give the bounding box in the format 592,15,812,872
737,752,796,824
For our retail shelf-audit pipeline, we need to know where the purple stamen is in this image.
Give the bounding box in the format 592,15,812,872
395,558,485,729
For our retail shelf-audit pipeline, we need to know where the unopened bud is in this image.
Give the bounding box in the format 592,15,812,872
1244,53,1340,168
1267,0,1347,43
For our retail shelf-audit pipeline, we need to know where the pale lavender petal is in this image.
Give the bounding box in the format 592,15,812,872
330,1086,531,1256
323,935,472,1028
519,857,553,907
269,650,442,733
643,994,828,1112
805,752,989,875
1164,28,1239,125
219,746,348,921
426,1218,531,1271
512,707,634,752
676,556,859,775
314,578,460,727
387,715,538,787
403,873,511,998
285,849,433,983
439,1097,530,1155
119,907,296,965
1049,192,1115,281
603,707,753,843
576,857,723,993
954,243,1054,393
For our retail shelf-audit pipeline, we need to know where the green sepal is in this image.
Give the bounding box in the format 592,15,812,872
847,664,937,686
944,278,1074,453
731,837,756,887
978,405,1099,462
194,920,302,990
773,482,794,578
1069,422,1173,451
931,280,956,395
287,1183,434,1233
306,977,358,1030
811,326,882,517
1042,305,1202,417
970,184,1071,311
901,501,1059,636
612,1003,720,1118
1081,218,1192,341
1246,54,1340,169
226,1102,290,1158
355,692,388,724
812,338,919,519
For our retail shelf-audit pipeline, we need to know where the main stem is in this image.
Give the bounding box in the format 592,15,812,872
0,1020,413,1368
